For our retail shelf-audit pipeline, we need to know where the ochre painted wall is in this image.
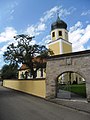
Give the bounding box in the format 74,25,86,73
49,42,60,55
52,36,56,41
62,42,72,53
3,79,46,98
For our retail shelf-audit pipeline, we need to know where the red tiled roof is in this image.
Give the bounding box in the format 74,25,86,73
19,57,47,70
19,64,29,70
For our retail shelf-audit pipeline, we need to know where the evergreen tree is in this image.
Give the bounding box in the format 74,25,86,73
1,64,18,79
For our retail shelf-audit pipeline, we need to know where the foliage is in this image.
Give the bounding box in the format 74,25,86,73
1,64,18,79
3,34,53,78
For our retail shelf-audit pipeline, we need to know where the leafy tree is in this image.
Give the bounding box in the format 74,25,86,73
1,64,18,79
3,34,53,78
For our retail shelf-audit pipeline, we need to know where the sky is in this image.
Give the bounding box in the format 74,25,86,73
0,0,90,68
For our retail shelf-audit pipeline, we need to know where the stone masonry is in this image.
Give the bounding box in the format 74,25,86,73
46,50,90,101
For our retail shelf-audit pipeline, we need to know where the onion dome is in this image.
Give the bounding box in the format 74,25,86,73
51,16,67,31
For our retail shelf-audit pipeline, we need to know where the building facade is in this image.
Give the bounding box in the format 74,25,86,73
18,16,84,84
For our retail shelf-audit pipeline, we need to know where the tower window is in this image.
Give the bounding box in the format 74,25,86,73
58,31,62,36
52,32,55,37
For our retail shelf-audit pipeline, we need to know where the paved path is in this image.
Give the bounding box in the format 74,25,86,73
0,84,90,120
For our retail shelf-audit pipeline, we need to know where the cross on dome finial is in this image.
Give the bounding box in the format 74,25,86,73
57,10,60,21
51,10,67,31
57,10,59,16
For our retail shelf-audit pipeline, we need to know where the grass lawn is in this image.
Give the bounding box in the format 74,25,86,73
59,83,86,97
70,84,86,97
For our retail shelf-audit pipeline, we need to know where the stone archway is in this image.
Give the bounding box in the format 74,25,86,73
56,71,86,99
46,50,90,101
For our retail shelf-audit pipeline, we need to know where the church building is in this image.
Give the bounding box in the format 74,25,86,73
18,15,84,85
18,16,73,80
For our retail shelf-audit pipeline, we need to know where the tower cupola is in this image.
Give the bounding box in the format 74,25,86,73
51,16,67,31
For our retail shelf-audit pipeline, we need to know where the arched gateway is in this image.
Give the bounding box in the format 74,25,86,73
46,50,90,101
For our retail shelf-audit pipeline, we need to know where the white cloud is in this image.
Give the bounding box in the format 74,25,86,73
0,27,17,58
40,6,60,23
69,21,90,52
25,23,46,37
8,1,18,14
40,6,76,23
0,40,18,57
26,25,37,36
2,1,18,22
36,23,46,31
81,10,90,16
10,9,15,14
0,27,17,43
59,7,76,17
42,35,51,44
25,5,76,44
69,21,83,32
0,45,8,55
29,40,36,45
43,35,51,48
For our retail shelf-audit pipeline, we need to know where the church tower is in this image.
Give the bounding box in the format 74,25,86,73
48,16,72,55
